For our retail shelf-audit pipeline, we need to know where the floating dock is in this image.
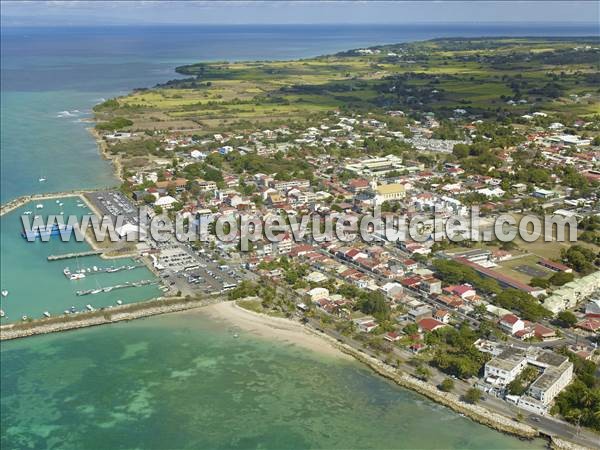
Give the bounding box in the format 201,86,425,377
76,279,158,296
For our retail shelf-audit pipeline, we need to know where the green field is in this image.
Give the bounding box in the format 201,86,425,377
95,37,600,134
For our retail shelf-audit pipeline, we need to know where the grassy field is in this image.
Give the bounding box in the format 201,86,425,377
94,37,600,134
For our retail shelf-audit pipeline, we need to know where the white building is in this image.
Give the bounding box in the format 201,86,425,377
484,348,528,386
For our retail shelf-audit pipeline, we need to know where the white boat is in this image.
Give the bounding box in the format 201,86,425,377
64,310,70,314
43,311,51,318
36,204,44,209
116,300,123,305
56,200,60,204
1,290,8,297
63,267,71,277
86,304,94,311
23,211,33,215
22,315,28,321
90,289,102,294
70,273,86,281
39,177,47,183
0,310,5,318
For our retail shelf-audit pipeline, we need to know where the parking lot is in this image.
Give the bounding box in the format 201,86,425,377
156,241,245,296
86,191,139,225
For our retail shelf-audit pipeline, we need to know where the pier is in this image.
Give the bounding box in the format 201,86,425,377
76,279,159,296
67,263,145,277
48,250,104,261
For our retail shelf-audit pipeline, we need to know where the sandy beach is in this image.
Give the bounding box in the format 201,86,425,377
200,301,351,360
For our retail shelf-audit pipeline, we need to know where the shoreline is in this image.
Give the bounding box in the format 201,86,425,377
87,127,124,182
202,301,597,450
201,301,352,360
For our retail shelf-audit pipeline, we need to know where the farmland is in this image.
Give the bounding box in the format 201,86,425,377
94,37,600,134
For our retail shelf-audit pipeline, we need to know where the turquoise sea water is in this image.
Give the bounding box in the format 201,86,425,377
1,24,596,448
0,196,161,323
0,313,547,450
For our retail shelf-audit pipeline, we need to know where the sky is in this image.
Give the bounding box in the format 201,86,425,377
1,1,599,27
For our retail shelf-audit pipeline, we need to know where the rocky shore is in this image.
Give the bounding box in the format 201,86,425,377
214,302,600,450
87,127,124,181
0,296,220,341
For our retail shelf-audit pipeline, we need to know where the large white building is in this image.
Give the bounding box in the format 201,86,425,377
484,347,573,414
484,348,528,386
345,155,408,179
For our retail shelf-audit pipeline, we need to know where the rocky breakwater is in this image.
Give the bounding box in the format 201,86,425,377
0,296,222,340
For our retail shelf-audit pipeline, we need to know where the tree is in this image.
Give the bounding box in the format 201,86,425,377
452,143,469,159
403,323,419,335
143,193,156,204
464,387,482,404
416,365,432,381
549,272,574,286
530,277,550,289
439,378,455,392
556,311,578,328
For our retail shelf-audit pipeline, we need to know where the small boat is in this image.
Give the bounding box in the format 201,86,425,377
93,266,98,271
90,289,102,294
43,311,51,318
1,290,8,297
23,211,32,215
86,304,94,311
102,287,113,293
60,211,64,215
56,200,60,204
0,310,5,318
116,300,123,305
70,273,86,281
63,267,71,277
39,177,47,183
36,204,44,209
64,310,70,314
233,333,240,339
22,315,28,321
70,306,76,312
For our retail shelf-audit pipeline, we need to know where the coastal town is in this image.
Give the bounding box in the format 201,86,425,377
2,36,599,448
